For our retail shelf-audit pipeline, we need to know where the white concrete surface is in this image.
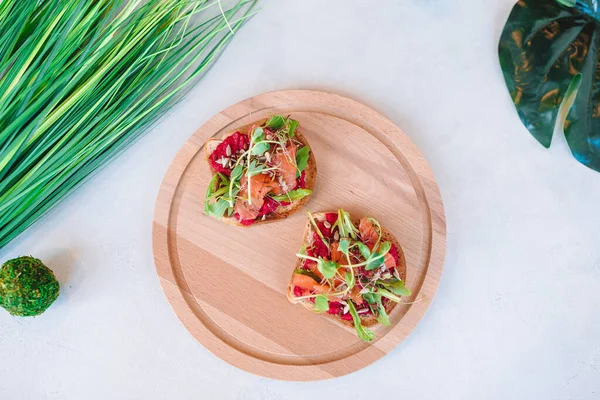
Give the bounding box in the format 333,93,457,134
1,1,599,399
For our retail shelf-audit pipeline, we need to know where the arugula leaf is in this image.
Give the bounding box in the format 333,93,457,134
378,241,391,255
287,119,299,137
230,164,243,182
376,297,390,326
314,295,329,313
378,288,404,303
345,270,355,289
204,199,230,219
362,292,379,304
362,291,391,326
208,185,229,200
356,242,371,260
318,259,339,279
270,189,312,202
365,241,391,270
265,115,286,130
380,279,411,296
347,301,374,342
205,174,219,198
251,141,269,156
295,146,310,177
216,172,229,184
338,238,350,255
221,185,239,204
205,175,231,218
365,252,384,270
226,164,244,206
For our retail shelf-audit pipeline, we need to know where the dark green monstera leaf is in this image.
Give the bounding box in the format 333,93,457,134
499,0,600,172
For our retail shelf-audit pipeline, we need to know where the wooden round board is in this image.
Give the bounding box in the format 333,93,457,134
152,90,446,381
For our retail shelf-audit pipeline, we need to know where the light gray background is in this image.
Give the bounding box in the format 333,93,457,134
1,1,599,399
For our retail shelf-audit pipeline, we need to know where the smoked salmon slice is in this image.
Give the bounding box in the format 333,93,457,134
383,252,395,268
304,260,324,281
292,273,330,294
271,143,298,195
235,173,275,220
359,218,378,251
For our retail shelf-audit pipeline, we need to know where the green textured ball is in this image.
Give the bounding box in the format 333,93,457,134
0,256,60,317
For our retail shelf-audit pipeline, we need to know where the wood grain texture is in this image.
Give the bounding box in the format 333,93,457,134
152,90,446,381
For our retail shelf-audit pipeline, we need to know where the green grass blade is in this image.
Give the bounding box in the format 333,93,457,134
0,0,258,247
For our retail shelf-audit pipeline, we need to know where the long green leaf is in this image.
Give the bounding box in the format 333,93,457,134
499,0,600,172
0,0,257,248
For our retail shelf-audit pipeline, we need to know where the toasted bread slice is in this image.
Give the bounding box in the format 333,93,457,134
204,118,317,227
286,212,407,328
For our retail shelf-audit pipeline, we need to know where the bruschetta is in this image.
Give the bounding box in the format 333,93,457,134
204,115,317,226
287,209,410,341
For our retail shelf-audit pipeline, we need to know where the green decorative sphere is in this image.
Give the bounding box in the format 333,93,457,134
0,256,60,317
